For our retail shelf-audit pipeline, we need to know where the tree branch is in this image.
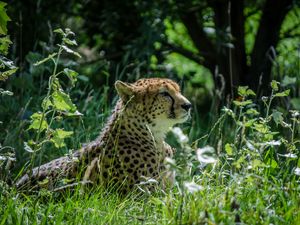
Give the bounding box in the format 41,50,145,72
230,0,247,85
179,10,217,71
163,41,204,64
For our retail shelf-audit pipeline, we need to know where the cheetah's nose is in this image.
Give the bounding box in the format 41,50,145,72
181,103,192,111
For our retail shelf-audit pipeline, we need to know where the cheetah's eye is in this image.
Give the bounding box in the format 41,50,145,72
160,91,173,100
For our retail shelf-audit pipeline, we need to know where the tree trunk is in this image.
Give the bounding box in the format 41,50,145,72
211,0,247,96
247,0,293,94
177,0,293,97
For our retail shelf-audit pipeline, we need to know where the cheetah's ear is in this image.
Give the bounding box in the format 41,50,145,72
115,80,134,101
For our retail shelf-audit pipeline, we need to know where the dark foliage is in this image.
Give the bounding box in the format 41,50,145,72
6,0,299,97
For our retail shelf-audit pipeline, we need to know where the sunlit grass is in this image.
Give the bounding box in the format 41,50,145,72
1,167,300,224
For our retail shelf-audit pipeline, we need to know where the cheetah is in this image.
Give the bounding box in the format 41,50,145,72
16,78,192,193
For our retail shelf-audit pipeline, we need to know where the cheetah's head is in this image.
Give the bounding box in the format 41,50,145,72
115,78,191,133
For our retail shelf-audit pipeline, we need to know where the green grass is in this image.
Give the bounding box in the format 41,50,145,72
1,170,300,224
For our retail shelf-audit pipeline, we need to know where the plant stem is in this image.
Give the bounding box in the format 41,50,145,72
291,118,296,143
265,91,274,118
30,46,63,171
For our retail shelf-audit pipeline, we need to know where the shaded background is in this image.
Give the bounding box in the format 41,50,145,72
6,0,300,95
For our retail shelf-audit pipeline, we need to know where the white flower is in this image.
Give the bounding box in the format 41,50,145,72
278,153,297,159
265,140,281,146
290,110,299,117
246,141,256,151
138,177,159,185
172,127,189,143
222,107,234,117
165,64,173,71
294,168,300,176
196,146,217,164
261,96,269,102
281,121,291,128
184,181,203,193
0,156,16,161
223,107,233,114
164,157,176,167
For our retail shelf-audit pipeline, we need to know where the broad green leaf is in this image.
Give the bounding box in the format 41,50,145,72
52,90,77,113
51,129,73,148
60,44,81,58
291,98,300,110
237,86,248,97
33,53,57,66
254,123,269,134
246,89,256,96
271,80,279,91
237,86,255,97
54,129,73,139
252,159,266,168
28,112,48,131
225,143,233,156
246,108,259,116
275,89,290,97
51,135,65,148
54,28,65,36
0,2,11,35
0,67,18,81
0,36,12,55
42,98,53,110
244,119,256,127
63,37,77,46
272,110,283,125
233,100,252,106
63,68,78,87
264,132,278,141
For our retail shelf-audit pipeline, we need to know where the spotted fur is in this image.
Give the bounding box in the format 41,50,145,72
16,78,191,193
